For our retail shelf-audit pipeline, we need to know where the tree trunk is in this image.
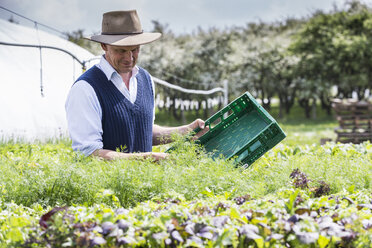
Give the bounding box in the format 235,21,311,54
311,98,317,120
172,96,181,120
181,109,186,124
286,83,297,114
320,94,332,116
278,97,284,119
262,98,271,111
299,98,311,119
203,102,208,120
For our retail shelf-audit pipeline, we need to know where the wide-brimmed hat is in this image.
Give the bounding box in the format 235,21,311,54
86,10,161,46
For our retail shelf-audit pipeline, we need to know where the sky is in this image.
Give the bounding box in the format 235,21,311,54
0,0,362,36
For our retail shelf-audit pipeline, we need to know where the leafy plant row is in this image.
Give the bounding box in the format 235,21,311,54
1,188,371,247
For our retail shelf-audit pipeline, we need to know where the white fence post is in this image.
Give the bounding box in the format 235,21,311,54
223,80,228,106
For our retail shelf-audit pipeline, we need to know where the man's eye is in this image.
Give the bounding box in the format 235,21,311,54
118,49,137,53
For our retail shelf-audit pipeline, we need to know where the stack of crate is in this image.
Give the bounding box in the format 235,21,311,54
332,98,372,143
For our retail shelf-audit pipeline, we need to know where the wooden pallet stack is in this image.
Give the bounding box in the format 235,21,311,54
331,98,372,143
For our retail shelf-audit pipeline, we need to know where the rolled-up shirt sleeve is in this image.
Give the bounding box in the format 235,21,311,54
65,80,103,156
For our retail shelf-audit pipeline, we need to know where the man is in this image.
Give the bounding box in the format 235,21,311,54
65,10,207,161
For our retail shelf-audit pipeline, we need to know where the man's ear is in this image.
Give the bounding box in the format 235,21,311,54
101,43,107,51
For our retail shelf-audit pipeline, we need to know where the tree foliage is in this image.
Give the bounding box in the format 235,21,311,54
67,0,372,119
290,0,372,116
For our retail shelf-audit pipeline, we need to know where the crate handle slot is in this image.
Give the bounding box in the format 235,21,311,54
222,108,234,120
210,117,222,128
249,140,262,152
236,149,249,162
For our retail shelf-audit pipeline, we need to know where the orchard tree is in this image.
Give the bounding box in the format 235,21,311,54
272,52,299,118
235,19,302,113
290,0,372,118
241,48,281,111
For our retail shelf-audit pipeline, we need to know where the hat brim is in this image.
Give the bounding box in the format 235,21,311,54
86,32,161,46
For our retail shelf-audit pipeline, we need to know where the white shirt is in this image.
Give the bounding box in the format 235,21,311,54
65,56,155,156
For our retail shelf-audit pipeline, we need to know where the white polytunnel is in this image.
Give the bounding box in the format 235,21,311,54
0,19,98,141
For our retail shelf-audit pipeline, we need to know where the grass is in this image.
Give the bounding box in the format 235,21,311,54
0,138,371,209
0,102,369,209
1,108,371,247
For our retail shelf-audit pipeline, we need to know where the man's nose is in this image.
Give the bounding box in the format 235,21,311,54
123,51,133,60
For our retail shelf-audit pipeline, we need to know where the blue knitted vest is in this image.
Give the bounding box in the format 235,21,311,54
77,66,154,153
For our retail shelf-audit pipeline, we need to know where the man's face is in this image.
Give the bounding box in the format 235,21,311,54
101,44,140,74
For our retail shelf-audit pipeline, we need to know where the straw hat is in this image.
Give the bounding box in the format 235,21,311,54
87,10,161,46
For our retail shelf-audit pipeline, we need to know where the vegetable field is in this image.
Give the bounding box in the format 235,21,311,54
0,132,371,247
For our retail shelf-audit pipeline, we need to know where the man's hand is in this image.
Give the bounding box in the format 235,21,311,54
188,118,209,139
144,152,169,162
92,149,168,161
152,118,209,145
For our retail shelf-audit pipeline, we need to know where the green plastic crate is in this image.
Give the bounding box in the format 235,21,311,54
193,92,286,167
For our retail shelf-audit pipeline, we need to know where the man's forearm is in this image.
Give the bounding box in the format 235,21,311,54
152,119,208,145
152,124,190,145
92,149,167,161
92,149,145,160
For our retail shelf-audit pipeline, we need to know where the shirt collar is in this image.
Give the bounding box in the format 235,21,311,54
98,55,139,81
